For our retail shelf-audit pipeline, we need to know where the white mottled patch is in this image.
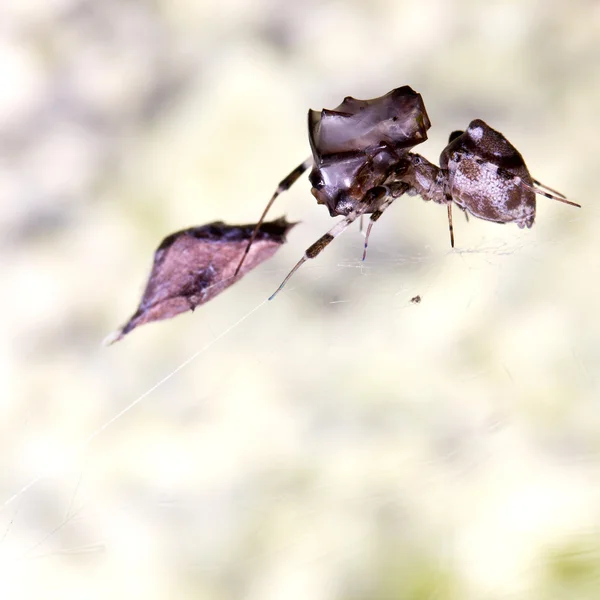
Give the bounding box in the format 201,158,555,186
416,170,432,192
468,126,483,142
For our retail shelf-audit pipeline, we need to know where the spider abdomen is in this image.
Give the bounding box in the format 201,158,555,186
440,120,536,227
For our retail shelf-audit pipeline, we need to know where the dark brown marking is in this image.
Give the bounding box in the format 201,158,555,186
306,233,334,259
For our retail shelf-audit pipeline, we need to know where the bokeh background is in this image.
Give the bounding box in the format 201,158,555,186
2,0,599,598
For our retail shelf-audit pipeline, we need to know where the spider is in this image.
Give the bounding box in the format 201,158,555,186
234,86,580,299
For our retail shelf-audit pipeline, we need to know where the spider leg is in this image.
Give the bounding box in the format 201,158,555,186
269,209,363,301
445,194,455,248
362,208,385,261
492,162,579,207
360,183,409,260
525,180,580,207
532,178,567,200
362,182,409,261
234,156,313,276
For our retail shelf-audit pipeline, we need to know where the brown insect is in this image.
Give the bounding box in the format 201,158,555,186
235,87,580,299
108,218,294,342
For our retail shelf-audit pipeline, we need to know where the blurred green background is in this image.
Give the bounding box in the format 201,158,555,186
1,0,599,598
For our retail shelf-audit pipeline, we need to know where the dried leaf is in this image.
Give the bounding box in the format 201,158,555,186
108,218,295,343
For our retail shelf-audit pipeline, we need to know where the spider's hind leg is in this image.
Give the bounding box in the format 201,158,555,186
532,178,567,200
527,179,580,207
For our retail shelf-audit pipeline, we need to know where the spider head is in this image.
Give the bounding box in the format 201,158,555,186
309,154,372,216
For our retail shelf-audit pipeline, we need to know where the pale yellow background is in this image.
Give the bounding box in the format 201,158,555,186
1,1,599,598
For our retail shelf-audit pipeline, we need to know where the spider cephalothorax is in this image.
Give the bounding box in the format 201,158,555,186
307,86,430,217
234,87,579,299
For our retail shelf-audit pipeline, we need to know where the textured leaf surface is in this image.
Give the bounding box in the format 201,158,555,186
111,218,295,342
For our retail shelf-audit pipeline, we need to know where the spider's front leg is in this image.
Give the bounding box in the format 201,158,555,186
269,187,387,300
235,157,313,276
